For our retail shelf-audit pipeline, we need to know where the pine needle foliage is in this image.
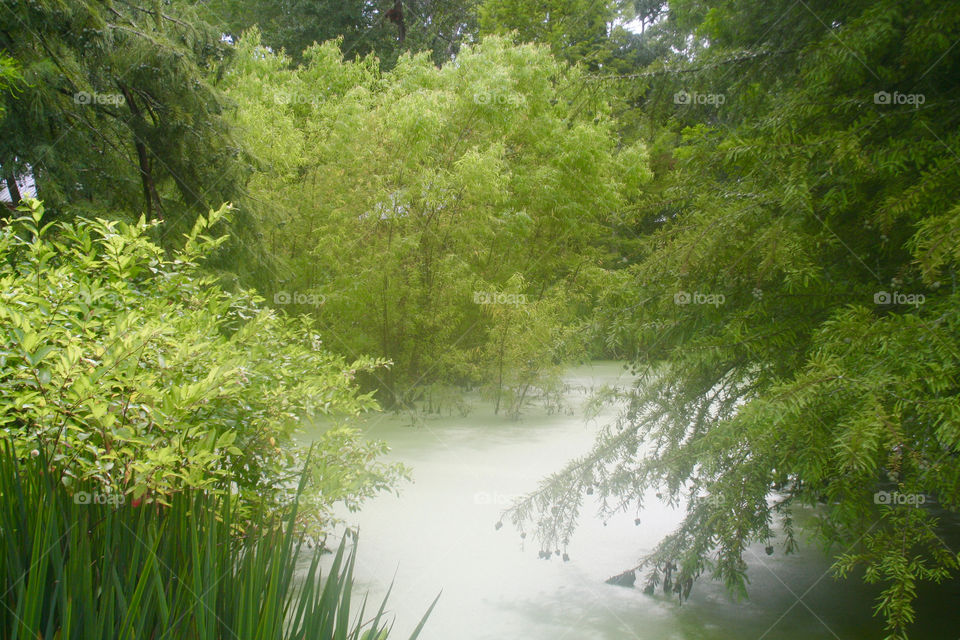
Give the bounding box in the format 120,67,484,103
506,1,960,637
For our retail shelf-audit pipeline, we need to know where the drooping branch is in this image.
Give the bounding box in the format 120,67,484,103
585,48,799,82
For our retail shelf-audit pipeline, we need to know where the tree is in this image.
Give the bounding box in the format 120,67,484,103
223,33,649,406
505,1,960,637
478,274,583,418
0,0,248,228
479,0,614,67
0,51,22,208
477,0,664,73
203,0,480,68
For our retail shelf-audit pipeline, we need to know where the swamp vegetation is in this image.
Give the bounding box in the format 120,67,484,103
1,0,959,638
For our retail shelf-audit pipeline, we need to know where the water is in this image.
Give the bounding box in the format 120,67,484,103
303,362,959,639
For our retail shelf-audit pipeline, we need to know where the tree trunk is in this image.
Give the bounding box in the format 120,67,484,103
494,326,507,415
394,0,406,43
134,139,156,220
4,169,21,206
118,84,162,220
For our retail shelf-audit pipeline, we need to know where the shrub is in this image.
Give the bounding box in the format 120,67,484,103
0,199,404,528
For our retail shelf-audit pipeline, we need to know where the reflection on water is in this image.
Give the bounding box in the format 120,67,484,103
302,362,959,639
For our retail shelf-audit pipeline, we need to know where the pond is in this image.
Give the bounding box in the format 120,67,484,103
303,361,959,639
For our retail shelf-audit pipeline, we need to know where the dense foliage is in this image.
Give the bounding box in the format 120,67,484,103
0,200,402,528
0,0,247,224
1,0,958,637
505,1,960,637
478,0,659,72
225,34,649,406
0,443,434,640
203,0,479,68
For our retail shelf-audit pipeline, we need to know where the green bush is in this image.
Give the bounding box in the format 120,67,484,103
0,199,404,528
0,442,436,639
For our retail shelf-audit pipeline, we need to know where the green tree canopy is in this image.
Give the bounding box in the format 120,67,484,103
507,1,960,637
478,0,665,72
202,0,480,68
0,0,248,228
224,33,650,405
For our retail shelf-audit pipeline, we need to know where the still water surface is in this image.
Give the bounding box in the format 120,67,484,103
304,362,958,639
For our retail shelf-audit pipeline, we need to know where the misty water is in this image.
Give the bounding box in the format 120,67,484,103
304,362,959,639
